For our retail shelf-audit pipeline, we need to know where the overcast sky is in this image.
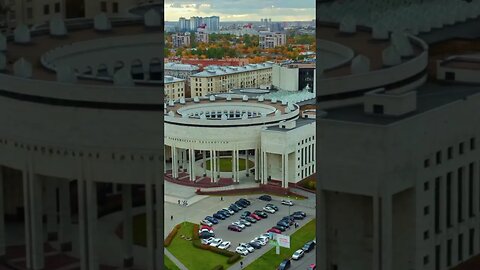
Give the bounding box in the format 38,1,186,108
164,0,315,21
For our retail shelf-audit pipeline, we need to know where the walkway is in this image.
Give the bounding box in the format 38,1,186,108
164,249,188,270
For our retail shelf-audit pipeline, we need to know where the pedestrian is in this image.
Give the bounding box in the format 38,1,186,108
220,196,223,201
178,199,180,205
240,261,243,269
171,215,173,220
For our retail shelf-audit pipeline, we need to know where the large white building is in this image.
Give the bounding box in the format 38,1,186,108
164,95,315,188
259,31,286,49
272,62,316,93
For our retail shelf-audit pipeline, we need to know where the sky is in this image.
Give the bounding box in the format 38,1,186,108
164,0,315,22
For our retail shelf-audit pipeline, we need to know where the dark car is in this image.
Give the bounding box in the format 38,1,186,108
302,241,316,252
254,210,268,218
282,216,295,225
205,216,219,224
213,213,225,220
229,205,240,212
259,195,272,201
278,259,291,270
291,213,304,220
219,210,230,217
277,221,289,228
245,216,257,223
235,202,245,209
241,211,251,219
266,203,279,211
293,211,306,217
240,198,251,205
273,225,286,232
248,241,262,249
199,231,215,239
228,225,242,232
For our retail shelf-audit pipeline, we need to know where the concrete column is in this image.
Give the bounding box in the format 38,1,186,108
262,151,268,184
122,184,133,267
213,150,217,182
0,167,5,258
172,147,177,178
86,180,98,270
202,151,207,176
236,149,240,182
232,150,236,181
372,196,380,270
45,178,58,241
77,180,88,270
284,153,289,188
254,148,259,181
145,183,156,270
381,195,393,270
23,168,32,269
210,150,214,182
245,150,249,177
58,180,72,252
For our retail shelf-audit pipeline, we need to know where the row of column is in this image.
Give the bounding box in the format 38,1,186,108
0,165,163,270
261,151,290,188
168,146,260,183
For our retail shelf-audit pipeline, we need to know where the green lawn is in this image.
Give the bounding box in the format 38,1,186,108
205,157,254,172
245,219,316,270
164,255,181,270
167,222,232,270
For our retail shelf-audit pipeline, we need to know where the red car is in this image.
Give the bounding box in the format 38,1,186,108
250,213,261,220
267,228,281,234
307,263,316,270
201,225,214,231
228,225,242,232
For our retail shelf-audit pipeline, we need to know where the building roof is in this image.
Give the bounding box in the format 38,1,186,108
190,62,274,77
265,117,315,132
320,83,480,126
164,76,185,83
165,62,200,71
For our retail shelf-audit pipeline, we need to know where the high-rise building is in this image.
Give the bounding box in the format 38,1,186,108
178,17,188,31
196,30,209,43
172,32,191,47
189,16,201,31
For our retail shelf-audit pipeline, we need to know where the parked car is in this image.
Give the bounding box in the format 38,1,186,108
199,228,213,234
245,216,257,223
209,238,223,247
213,213,225,220
277,221,290,228
238,243,254,253
199,231,215,239
259,195,272,201
263,206,276,213
235,246,249,256
241,211,251,219
281,199,294,206
281,216,295,225
200,225,214,231
222,208,235,215
201,237,214,245
232,221,246,229
307,264,316,270
236,200,248,208
254,210,268,218
205,216,219,224
254,236,268,246
257,235,269,243
267,227,282,234
250,213,262,220
239,219,251,226
293,211,306,217
248,240,262,249
229,205,239,212
266,203,279,211
302,241,316,252
200,220,213,226
291,249,305,260
218,241,231,250
273,225,286,231
291,213,304,220
277,259,291,270
228,224,242,232
219,210,230,217
239,198,251,205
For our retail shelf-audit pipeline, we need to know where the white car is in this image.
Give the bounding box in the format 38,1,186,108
201,237,214,245
199,228,214,234
239,219,251,226
235,246,249,256
258,235,269,243
232,221,246,229
263,206,276,213
239,243,254,253
223,208,235,215
200,220,213,226
281,200,294,206
253,237,268,246
218,241,231,250
292,249,305,260
209,238,223,247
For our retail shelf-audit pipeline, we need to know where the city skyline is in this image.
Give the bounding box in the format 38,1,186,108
164,0,315,21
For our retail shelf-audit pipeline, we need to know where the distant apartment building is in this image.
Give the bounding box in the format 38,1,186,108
272,62,316,93
196,30,208,43
259,31,287,49
177,15,219,32
189,16,202,31
164,62,200,85
190,62,273,97
164,76,186,101
180,58,249,69
172,32,190,47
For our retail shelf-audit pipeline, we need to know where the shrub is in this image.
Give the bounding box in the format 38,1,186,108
227,254,241,264
164,223,182,247
209,246,235,257
192,224,200,240
211,265,224,270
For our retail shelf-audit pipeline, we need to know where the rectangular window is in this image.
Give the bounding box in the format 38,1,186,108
55,2,60,13
471,137,476,150
424,230,430,240
436,151,442,164
469,228,475,255
448,146,453,159
458,167,464,223
100,1,107,12
424,158,430,168
424,181,430,191
435,245,441,270
27,8,33,19
423,255,429,265
112,2,119,13
447,239,452,266
469,163,474,217
373,104,384,114
44,4,50,15
460,142,465,154
447,172,452,228
424,206,430,216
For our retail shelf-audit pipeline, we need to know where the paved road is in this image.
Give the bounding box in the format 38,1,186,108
290,248,316,269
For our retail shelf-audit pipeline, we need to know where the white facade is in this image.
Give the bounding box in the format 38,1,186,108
164,76,185,101
172,32,190,48
259,31,286,49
